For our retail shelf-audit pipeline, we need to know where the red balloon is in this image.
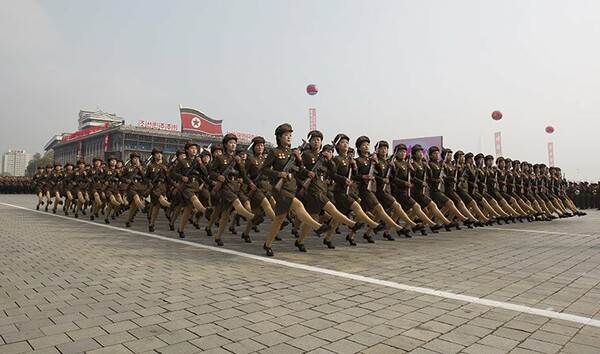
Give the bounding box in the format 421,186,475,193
491,110,503,120
545,126,554,134
306,84,318,96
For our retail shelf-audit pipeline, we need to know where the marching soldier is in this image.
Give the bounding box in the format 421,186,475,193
241,136,280,243
371,140,418,239
389,144,438,235
295,131,361,251
103,156,124,223
210,134,260,246
353,136,402,242
33,165,45,209
427,146,471,229
260,123,331,257
123,152,147,227
170,142,210,238
144,148,171,232
329,133,379,246
410,145,452,232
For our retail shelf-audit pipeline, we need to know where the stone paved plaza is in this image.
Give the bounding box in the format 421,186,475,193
0,195,599,353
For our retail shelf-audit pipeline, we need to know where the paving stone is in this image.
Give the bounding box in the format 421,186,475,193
56,338,102,354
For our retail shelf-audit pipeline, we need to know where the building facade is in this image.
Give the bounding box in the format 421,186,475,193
2,149,30,176
46,109,258,165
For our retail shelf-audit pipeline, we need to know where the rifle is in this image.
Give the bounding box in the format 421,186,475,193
366,154,377,192
143,159,170,197
274,140,308,192
298,155,327,197
383,157,396,193
211,156,239,196
173,154,199,197
407,157,413,197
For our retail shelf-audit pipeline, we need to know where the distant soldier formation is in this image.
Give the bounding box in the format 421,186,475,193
27,124,593,257
0,176,33,194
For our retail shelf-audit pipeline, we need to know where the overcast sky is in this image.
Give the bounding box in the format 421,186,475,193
1,0,599,181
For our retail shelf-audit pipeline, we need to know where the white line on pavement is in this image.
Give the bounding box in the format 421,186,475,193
2,201,599,328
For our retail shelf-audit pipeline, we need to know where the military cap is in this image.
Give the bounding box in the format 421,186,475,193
321,144,334,152
453,150,464,160
374,140,389,150
175,148,186,156
235,146,247,156
210,144,223,153
129,152,141,159
222,133,238,145
355,136,370,149
251,136,266,145
533,163,539,169
200,150,212,158
474,153,485,160
411,144,424,155
108,155,117,161
484,154,494,161
151,147,163,155
307,130,323,141
45,164,53,169
540,163,547,168
54,163,62,167
184,141,198,150
64,162,74,168
441,148,452,159
333,133,349,146
93,157,103,163
496,156,505,164
465,152,474,159
428,146,440,155
37,165,44,170
512,159,520,165
394,143,407,153
504,158,512,164
549,166,556,171
275,123,293,136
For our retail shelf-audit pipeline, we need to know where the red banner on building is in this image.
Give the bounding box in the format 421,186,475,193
103,133,109,152
494,132,502,158
62,123,109,142
309,108,317,131
180,107,223,135
548,142,554,167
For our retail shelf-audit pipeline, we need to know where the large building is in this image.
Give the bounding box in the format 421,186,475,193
2,149,30,176
45,109,254,165
78,110,124,130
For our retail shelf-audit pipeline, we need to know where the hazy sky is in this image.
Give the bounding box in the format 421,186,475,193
1,0,599,181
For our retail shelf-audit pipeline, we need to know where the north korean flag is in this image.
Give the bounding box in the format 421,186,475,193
180,107,223,135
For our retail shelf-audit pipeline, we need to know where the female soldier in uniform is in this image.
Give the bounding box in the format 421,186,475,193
409,145,452,232
371,140,418,240
450,151,488,226
329,133,379,246
352,136,402,243
145,148,171,232
259,123,331,257
171,142,210,239
427,146,471,229
241,136,280,243
209,134,260,246
295,131,361,251
389,144,437,235
103,156,124,224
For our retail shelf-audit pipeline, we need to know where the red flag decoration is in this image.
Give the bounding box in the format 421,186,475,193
103,133,109,152
548,142,554,167
180,107,223,135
